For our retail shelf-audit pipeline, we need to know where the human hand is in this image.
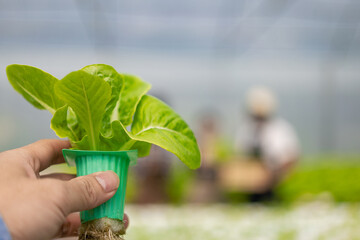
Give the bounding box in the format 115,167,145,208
0,139,129,240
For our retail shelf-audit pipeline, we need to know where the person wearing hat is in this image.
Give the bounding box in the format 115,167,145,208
234,86,300,201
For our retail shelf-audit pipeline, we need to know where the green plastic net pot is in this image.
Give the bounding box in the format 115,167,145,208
62,149,137,223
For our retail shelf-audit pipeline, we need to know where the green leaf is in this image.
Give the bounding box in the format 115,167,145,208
81,64,124,135
6,64,64,114
66,106,86,141
99,121,151,157
130,95,201,169
131,141,152,158
81,65,151,128
72,135,90,151
55,71,111,150
51,105,75,140
51,105,86,142
120,74,151,126
99,121,130,150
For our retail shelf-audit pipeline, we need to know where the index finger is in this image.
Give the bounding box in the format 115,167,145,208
21,139,71,173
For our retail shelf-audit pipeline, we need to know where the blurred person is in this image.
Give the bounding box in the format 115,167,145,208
188,112,222,203
0,139,129,240
234,86,300,201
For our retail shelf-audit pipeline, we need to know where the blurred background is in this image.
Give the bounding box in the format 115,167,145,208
1,0,360,239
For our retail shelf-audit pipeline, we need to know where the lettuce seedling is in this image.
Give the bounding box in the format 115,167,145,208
6,64,201,239
6,64,200,168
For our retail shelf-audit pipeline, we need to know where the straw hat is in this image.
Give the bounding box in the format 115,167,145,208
246,86,277,117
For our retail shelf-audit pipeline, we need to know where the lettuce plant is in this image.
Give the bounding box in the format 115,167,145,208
6,64,200,169
6,64,201,239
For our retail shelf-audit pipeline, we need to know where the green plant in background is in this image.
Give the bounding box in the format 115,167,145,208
275,156,360,203
166,161,196,204
6,64,201,239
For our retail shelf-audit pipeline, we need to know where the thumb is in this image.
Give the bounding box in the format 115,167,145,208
63,171,119,214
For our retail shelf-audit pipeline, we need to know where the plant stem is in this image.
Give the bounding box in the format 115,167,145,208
119,140,136,151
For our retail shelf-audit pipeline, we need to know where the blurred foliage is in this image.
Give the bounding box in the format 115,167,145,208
275,155,360,203
223,191,248,203
166,161,196,204
125,169,138,203
126,203,360,240
277,229,297,240
48,153,360,205
214,138,235,163
128,154,360,204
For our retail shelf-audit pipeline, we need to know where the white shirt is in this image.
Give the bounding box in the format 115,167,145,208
235,117,300,170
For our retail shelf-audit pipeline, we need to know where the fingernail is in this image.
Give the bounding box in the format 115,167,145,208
95,171,119,192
